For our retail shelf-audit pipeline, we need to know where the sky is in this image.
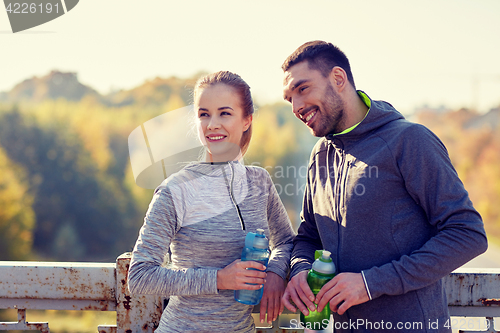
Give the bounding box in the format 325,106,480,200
1,0,499,115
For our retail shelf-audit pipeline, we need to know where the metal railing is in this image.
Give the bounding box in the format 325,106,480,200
0,253,498,333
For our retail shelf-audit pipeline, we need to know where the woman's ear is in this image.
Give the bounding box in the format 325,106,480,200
243,115,253,132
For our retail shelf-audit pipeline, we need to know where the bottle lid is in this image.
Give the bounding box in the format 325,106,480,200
244,229,269,249
253,229,268,249
312,249,336,274
321,250,332,260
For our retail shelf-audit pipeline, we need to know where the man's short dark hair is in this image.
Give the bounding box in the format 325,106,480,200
282,40,356,89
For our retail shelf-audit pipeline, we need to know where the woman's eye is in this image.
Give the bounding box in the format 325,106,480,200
221,111,231,116
199,112,209,117
299,86,307,93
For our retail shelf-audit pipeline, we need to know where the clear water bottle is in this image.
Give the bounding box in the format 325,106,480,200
300,250,336,331
234,229,270,305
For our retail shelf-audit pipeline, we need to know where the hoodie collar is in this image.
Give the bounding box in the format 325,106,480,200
326,91,405,144
183,160,246,180
331,91,372,136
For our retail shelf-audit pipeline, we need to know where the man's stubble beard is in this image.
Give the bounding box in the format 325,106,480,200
311,82,346,137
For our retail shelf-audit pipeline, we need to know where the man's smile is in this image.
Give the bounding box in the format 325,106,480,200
300,107,318,126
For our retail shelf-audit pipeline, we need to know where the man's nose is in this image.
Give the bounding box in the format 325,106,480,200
292,98,304,117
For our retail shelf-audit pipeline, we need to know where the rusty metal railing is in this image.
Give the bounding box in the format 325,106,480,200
0,253,162,333
0,253,499,333
445,268,500,333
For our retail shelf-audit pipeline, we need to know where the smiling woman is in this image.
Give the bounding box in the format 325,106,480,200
127,71,296,332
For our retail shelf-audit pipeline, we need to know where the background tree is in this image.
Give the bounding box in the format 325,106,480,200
0,145,35,260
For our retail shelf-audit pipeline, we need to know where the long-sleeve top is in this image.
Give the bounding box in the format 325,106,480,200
291,91,488,332
128,161,295,333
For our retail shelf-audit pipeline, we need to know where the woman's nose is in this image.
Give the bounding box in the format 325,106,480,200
207,116,221,130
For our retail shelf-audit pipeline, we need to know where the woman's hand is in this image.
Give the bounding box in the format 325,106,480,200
259,272,285,324
217,259,267,290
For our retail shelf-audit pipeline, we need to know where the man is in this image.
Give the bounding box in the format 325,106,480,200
280,40,487,332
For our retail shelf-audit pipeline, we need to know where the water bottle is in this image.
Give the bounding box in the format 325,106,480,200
234,229,270,305
300,250,336,331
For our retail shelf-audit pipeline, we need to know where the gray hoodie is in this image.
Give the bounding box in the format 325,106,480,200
291,92,487,332
128,161,295,333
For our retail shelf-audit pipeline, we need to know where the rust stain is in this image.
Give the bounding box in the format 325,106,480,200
123,295,132,310
479,298,500,306
25,323,49,333
81,300,110,311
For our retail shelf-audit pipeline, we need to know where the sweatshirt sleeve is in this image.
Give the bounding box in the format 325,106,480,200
127,184,219,296
362,124,488,299
290,162,324,278
264,171,296,280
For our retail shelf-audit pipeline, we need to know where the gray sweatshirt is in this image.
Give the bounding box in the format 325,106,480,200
128,161,295,333
292,91,488,332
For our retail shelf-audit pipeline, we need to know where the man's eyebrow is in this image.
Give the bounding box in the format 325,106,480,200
291,79,309,92
284,79,309,101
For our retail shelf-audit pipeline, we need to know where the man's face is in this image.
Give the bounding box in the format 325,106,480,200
283,61,345,137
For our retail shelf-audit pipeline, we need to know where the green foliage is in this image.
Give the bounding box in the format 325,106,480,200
0,107,138,261
0,145,35,260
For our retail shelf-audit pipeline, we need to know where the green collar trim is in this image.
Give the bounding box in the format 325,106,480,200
332,90,371,136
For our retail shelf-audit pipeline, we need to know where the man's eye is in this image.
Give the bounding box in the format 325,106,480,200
299,86,308,93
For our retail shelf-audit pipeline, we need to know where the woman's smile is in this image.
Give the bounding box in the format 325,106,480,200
206,134,227,142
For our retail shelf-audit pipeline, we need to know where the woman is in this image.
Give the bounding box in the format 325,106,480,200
128,71,295,333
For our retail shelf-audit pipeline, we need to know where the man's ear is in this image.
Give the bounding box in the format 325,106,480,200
329,66,348,92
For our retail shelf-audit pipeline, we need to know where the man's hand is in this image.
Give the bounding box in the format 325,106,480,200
280,270,317,316
315,272,369,315
259,272,285,324
217,259,267,290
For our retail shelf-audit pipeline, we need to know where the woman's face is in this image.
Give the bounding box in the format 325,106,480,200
195,84,252,162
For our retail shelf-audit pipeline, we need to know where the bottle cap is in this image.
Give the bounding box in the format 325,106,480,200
253,229,268,249
321,250,331,260
312,249,336,275
244,230,269,249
